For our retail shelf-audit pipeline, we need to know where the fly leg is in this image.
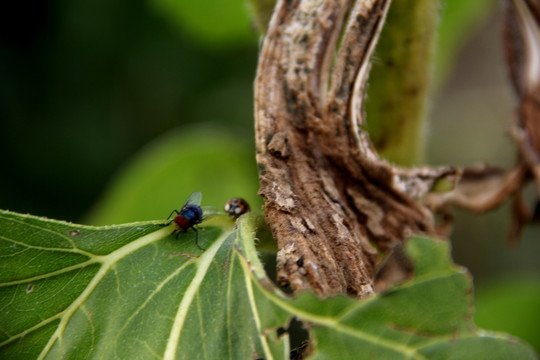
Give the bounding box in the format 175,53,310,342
192,227,204,250
163,209,180,226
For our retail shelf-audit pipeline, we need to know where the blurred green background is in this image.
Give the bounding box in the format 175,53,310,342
0,0,259,222
0,0,538,352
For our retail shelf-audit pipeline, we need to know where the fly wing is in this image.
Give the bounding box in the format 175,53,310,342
183,191,202,207
200,206,218,220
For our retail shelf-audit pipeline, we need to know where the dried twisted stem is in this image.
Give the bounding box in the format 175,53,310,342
254,0,452,297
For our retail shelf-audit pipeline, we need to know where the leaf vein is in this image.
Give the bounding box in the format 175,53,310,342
162,231,229,360
35,227,170,359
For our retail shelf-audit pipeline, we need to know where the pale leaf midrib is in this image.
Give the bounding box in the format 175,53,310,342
241,253,274,360
225,245,235,360
236,251,427,360
0,234,92,257
237,225,275,360
35,226,172,360
104,259,196,356
0,259,98,287
0,217,80,251
163,231,230,360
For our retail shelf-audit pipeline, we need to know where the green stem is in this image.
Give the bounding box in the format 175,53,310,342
365,0,441,166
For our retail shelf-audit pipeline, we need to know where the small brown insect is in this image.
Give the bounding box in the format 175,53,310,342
224,198,250,218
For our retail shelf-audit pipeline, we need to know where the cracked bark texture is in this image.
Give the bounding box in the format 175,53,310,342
254,0,451,298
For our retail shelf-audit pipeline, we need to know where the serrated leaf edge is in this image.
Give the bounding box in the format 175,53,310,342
0,209,167,230
234,221,533,359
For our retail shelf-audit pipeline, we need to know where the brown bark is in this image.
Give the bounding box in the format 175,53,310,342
254,0,453,298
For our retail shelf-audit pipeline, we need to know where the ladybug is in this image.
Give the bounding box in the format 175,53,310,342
224,198,250,218
165,192,206,249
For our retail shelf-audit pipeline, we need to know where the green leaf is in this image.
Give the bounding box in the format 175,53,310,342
150,0,255,47
0,209,287,359
475,278,540,354
1,210,536,359
235,220,537,359
246,0,276,34
86,126,262,226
